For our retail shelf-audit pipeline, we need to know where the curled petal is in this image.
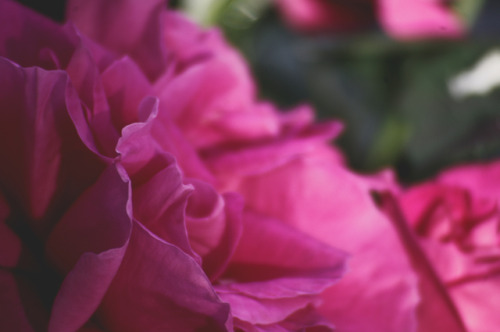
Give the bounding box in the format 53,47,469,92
118,103,196,259
98,221,232,332
101,56,152,129
185,180,243,280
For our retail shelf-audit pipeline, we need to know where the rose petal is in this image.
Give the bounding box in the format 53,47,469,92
101,56,153,129
185,180,244,280
204,122,342,184
156,60,266,148
438,160,500,202
66,0,168,80
127,156,195,259
449,275,500,332
0,0,77,69
380,193,467,332
129,96,215,182
99,221,232,331
65,41,118,156
117,101,203,259
0,58,104,233
216,210,346,327
45,165,131,331
215,291,316,327
226,146,419,332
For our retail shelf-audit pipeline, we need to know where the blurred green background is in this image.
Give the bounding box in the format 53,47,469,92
20,0,500,183
177,0,500,183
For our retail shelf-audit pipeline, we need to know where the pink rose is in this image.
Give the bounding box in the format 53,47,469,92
205,135,422,331
274,0,375,33
274,0,464,39
398,161,500,332
0,0,347,331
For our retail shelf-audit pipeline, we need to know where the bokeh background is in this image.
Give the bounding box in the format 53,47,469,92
19,0,500,183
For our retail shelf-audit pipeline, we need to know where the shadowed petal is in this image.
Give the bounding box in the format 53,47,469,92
99,221,232,331
46,165,132,332
66,0,168,80
0,57,104,234
0,0,77,69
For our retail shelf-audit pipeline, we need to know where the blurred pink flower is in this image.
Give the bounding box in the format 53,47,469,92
398,161,500,332
206,138,422,331
275,0,464,39
0,0,347,331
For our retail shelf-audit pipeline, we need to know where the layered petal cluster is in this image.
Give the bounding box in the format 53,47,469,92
274,0,464,39
6,0,485,331
0,0,349,331
398,161,500,332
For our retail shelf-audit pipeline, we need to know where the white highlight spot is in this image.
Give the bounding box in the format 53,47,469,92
449,49,500,99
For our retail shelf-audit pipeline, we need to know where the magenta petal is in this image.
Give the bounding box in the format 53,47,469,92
117,105,198,259
276,305,334,331
64,41,120,157
438,160,500,202
380,193,467,332
216,210,346,327
48,251,127,332
129,159,195,259
101,56,152,129
67,0,167,80
0,58,104,232
449,276,500,332
0,0,77,69
227,211,347,291
99,221,232,331
201,193,243,279
132,96,215,182
156,60,261,148
45,165,131,331
230,147,419,332
399,161,500,332
216,290,316,328
204,121,342,183
185,181,243,279
233,305,334,332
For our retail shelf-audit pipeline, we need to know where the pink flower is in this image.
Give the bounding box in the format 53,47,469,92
398,161,500,332
0,0,347,331
205,137,422,331
274,0,375,32
274,0,464,39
